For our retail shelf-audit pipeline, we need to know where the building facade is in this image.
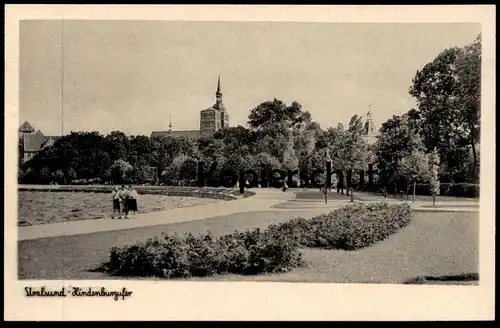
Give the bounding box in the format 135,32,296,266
151,76,230,139
18,121,61,164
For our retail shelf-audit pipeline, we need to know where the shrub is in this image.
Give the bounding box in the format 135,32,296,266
39,167,51,184
271,202,412,251
51,170,65,184
105,229,304,278
18,168,25,183
67,168,78,181
104,202,410,278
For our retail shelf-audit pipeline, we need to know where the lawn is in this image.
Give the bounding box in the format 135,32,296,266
18,208,479,284
17,191,222,227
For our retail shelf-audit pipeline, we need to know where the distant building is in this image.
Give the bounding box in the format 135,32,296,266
362,109,378,145
18,121,61,164
151,76,230,139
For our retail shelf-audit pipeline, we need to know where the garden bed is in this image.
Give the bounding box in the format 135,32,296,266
103,202,412,278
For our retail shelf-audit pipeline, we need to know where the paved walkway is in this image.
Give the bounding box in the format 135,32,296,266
17,188,478,241
17,188,294,241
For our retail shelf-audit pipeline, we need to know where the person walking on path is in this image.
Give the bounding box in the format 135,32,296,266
126,185,139,218
120,185,130,219
111,186,122,219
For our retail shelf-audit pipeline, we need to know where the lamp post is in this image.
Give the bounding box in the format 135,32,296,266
324,151,332,204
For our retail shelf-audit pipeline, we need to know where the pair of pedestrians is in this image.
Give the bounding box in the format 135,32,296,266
111,185,138,219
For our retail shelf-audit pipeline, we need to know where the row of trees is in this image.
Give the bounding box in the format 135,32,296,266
20,34,480,199
20,98,373,193
373,34,481,198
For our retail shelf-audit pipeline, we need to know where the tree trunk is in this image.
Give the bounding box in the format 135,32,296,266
471,141,478,182
471,141,477,168
412,180,416,203
433,194,436,206
406,177,410,200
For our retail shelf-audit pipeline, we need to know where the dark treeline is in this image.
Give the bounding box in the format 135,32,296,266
20,99,375,196
19,34,480,198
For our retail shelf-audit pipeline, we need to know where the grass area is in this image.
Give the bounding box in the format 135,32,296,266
18,209,478,284
17,191,222,227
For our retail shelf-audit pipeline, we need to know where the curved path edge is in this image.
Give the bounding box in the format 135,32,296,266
17,188,478,241
17,188,295,241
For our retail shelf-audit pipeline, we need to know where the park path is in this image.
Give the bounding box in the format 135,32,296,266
17,188,296,241
17,187,478,241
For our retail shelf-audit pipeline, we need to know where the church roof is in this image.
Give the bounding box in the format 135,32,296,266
19,121,35,133
23,131,47,152
212,102,227,112
22,130,61,153
151,130,200,139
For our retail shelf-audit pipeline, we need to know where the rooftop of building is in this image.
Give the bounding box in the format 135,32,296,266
20,127,62,152
19,121,35,133
150,130,201,139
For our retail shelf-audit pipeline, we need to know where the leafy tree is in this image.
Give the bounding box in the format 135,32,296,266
104,131,130,162
429,149,441,205
100,168,112,184
23,167,37,184
398,150,431,202
253,152,281,187
110,159,133,184
67,167,77,182
161,154,197,186
178,156,198,185
197,137,224,160
248,99,307,130
409,35,480,181
18,168,25,184
213,125,254,157
51,170,65,184
39,167,51,184
454,34,481,177
328,127,371,195
255,132,290,162
374,113,425,192
348,115,364,136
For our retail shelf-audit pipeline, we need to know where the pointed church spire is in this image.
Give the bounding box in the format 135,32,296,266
216,75,222,95
169,113,172,132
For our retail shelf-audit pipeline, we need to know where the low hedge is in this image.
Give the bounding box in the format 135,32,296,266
413,183,479,198
272,202,412,251
106,229,304,278
103,202,412,278
361,183,479,198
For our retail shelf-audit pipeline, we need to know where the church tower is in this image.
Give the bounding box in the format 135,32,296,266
212,76,229,129
362,106,378,144
200,75,229,137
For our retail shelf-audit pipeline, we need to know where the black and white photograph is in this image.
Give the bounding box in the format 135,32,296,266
5,5,495,321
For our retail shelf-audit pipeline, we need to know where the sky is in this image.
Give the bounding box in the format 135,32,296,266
19,20,480,136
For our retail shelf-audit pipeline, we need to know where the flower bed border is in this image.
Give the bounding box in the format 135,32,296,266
17,185,255,201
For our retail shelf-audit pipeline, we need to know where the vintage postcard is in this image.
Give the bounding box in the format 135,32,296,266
4,5,495,321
